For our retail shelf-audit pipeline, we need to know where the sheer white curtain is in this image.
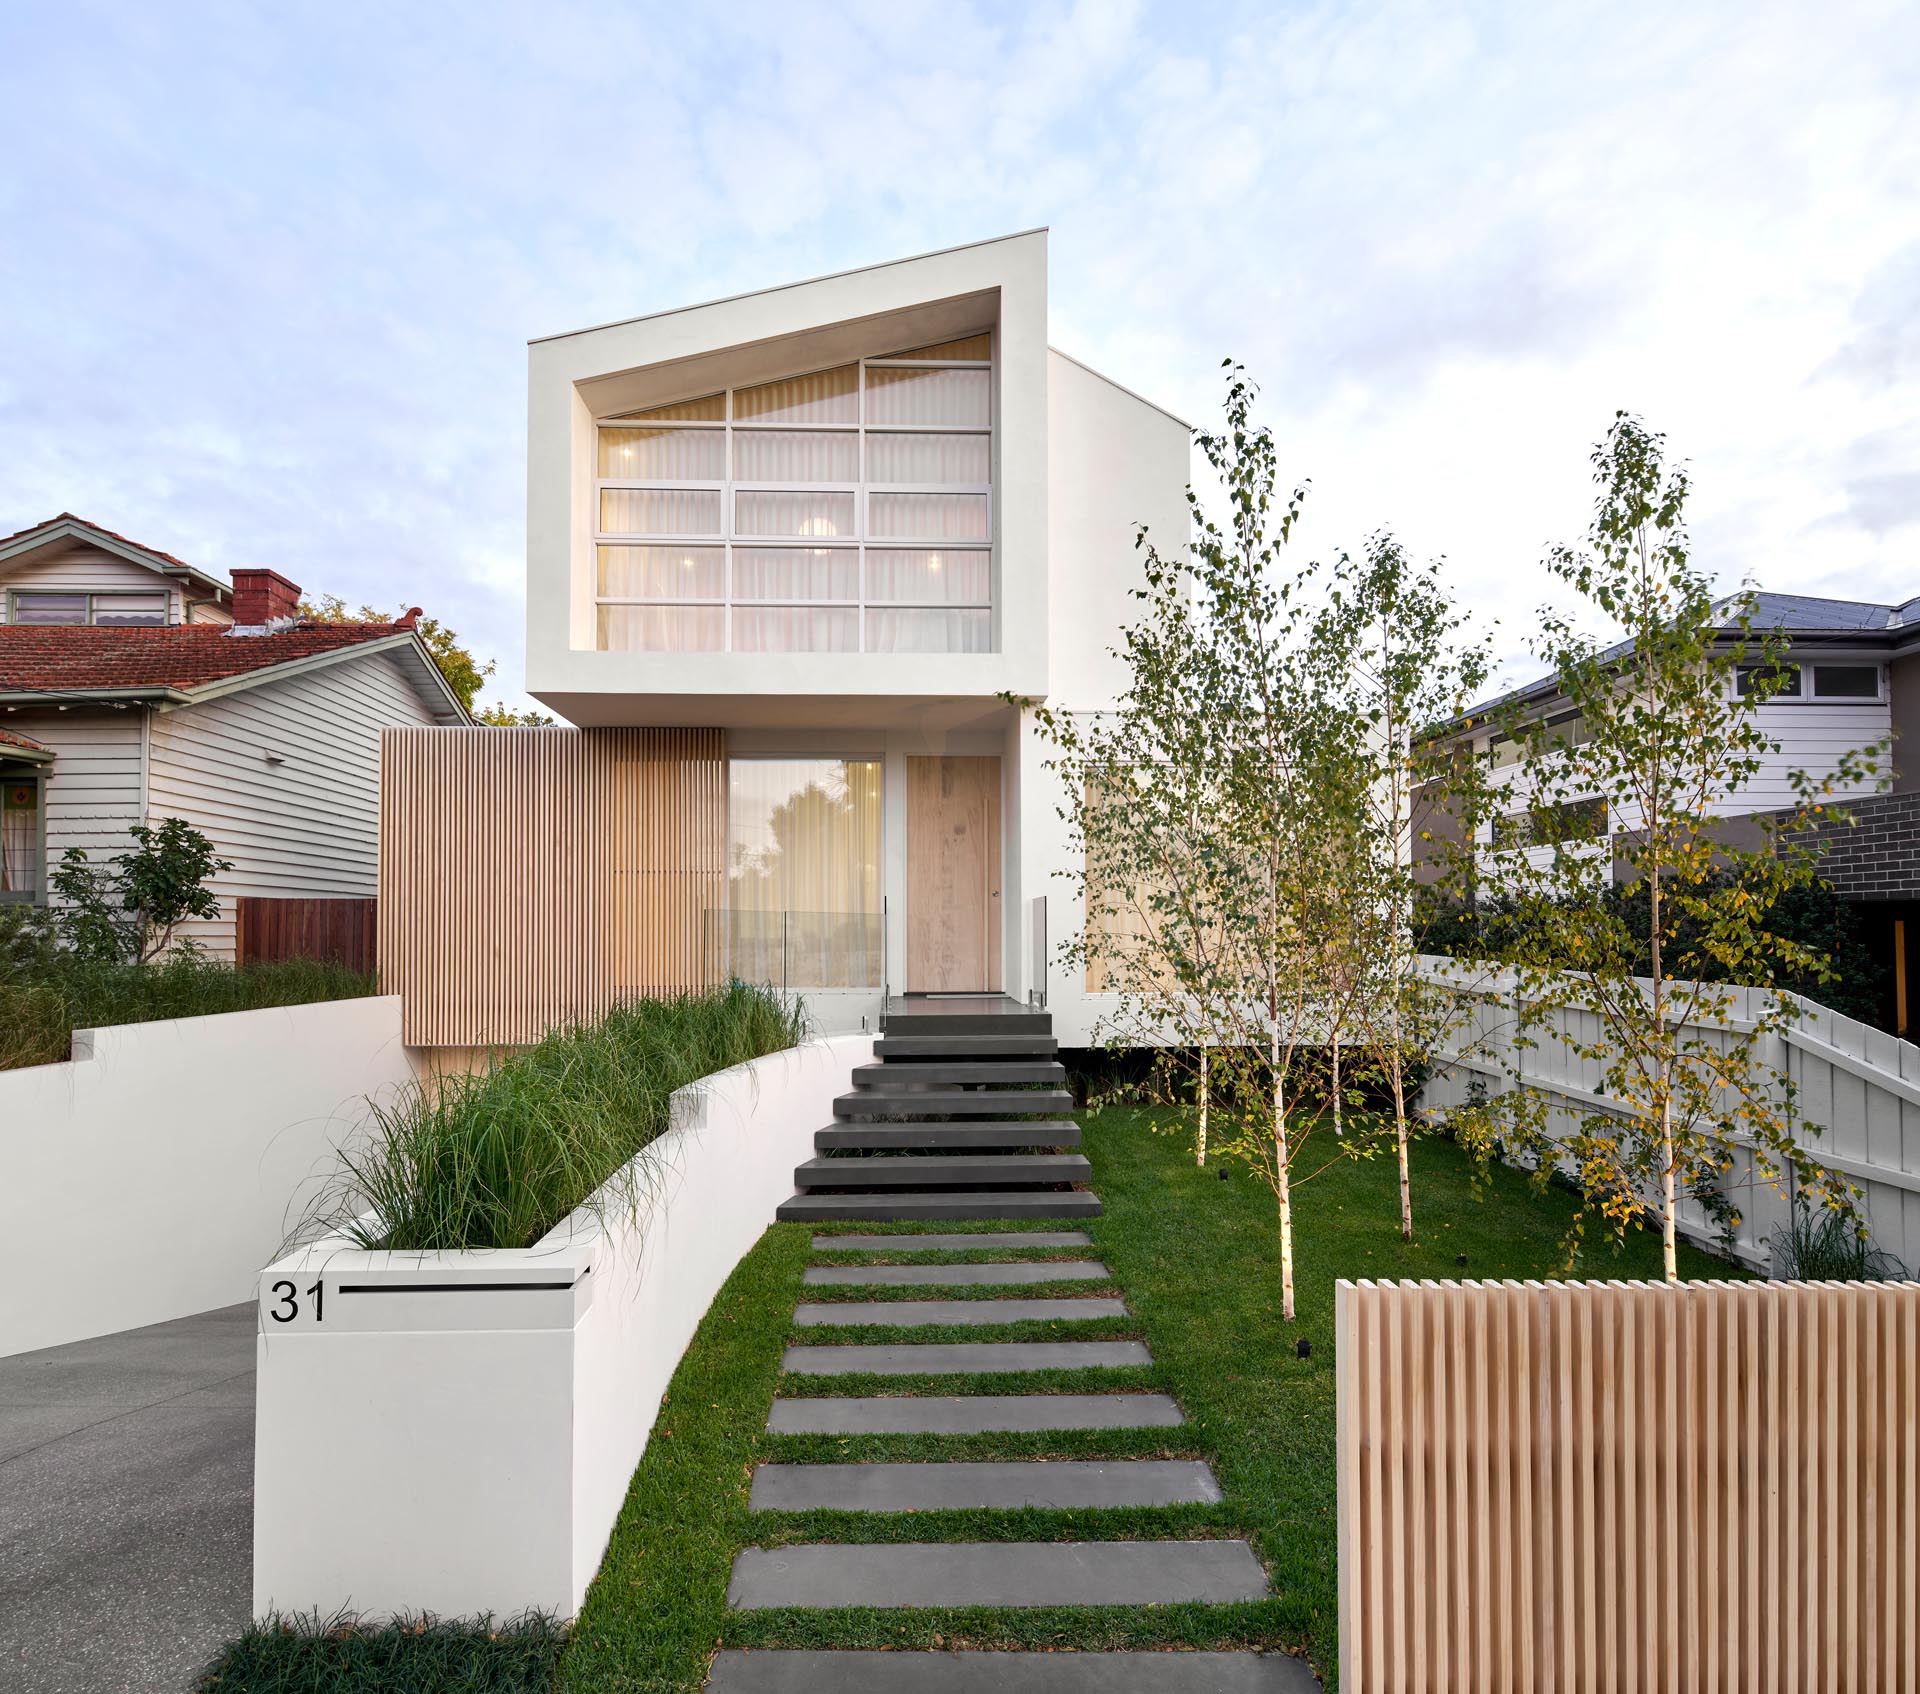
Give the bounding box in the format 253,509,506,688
1,781,39,897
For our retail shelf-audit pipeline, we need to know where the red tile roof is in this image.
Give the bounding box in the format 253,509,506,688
0,621,415,695
0,724,49,753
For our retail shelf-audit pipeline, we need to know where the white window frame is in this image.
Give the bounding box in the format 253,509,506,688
1732,661,1885,704
591,339,994,654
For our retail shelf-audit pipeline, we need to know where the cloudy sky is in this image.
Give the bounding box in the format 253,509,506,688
2,0,1915,712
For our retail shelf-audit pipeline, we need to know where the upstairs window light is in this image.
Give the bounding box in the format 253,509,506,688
9,591,170,626
1736,663,1881,702
592,333,993,654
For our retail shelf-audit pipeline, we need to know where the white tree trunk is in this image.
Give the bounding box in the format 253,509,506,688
1197,1044,1210,1168
1274,1036,1296,1323
1661,1091,1678,1283
1332,1034,1343,1138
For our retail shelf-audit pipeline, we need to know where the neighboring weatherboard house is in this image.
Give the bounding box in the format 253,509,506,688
0,514,468,958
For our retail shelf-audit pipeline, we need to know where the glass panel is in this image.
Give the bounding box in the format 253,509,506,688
1,778,39,897
866,549,990,605
599,487,722,536
863,366,990,427
596,545,724,600
734,365,858,425
866,432,990,484
732,547,858,603
734,490,856,539
732,607,859,652
88,594,169,627
1812,664,1879,699
726,758,883,987
11,592,88,625
1737,664,1802,698
864,607,992,653
610,393,725,423
733,430,858,481
869,491,990,541
596,604,725,651
598,427,725,479
881,333,992,361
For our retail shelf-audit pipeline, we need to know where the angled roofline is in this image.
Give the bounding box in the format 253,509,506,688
0,514,233,604
1048,344,1192,431
529,228,1050,346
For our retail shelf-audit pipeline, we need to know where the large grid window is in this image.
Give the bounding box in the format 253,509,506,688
594,333,993,654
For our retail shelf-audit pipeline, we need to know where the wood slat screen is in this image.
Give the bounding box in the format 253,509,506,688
378,727,726,1047
235,896,377,973
1337,1278,1920,1694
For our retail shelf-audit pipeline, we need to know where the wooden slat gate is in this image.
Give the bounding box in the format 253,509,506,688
235,896,377,973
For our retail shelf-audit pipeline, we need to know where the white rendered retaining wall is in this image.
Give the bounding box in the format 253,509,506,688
0,995,418,1359
252,1032,871,1623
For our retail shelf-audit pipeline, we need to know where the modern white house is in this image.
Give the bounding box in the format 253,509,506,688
1,514,468,958
384,230,1191,1051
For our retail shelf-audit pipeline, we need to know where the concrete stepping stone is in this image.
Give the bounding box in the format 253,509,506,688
726,1539,1268,1609
777,1191,1102,1223
813,1231,1094,1251
767,1392,1186,1434
707,1648,1322,1691
749,1458,1221,1511
792,1297,1127,1328
782,1340,1151,1376
803,1261,1110,1287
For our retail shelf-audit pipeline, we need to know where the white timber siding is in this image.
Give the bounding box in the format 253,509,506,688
146,652,441,959
8,707,148,867
0,545,188,622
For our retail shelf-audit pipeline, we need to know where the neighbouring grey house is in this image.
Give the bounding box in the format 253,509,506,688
0,513,467,958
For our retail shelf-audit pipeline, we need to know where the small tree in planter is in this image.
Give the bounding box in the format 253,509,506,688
51,817,232,964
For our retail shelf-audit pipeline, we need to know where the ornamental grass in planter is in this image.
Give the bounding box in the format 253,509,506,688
313,982,804,1253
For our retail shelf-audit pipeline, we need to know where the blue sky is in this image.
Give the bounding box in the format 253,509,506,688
3,0,1917,712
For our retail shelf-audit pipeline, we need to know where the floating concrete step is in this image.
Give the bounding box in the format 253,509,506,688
749,1458,1221,1512
707,1648,1320,1692
853,1060,1067,1089
812,1231,1095,1252
781,1340,1151,1376
766,1392,1185,1435
726,1539,1269,1609
793,1153,1090,1191
792,1296,1127,1328
874,1035,1060,1060
777,1191,1101,1223
815,1121,1080,1152
881,1010,1054,1039
834,1088,1076,1120
803,1261,1110,1288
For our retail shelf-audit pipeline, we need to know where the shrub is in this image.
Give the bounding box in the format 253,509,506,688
50,815,232,963
310,982,804,1253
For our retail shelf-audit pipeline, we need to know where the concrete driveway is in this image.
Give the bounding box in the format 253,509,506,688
0,1304,255,1694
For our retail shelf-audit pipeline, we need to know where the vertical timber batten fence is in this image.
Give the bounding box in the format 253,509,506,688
378,727,726,1047
1337,1277,1920,1694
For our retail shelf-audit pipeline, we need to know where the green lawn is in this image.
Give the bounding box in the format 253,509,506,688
560,1110,1736,1692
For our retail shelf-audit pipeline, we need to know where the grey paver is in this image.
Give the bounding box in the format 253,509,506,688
782,1340,1152,1376
706,1648,1321,1691
749,1458,1221,1511
777,1191,1102,1222
792,1297,1126,1328
803,1261,1110,1287
726,1539,1269,1609
813,1231,1094,1252
767,1392,1184,1434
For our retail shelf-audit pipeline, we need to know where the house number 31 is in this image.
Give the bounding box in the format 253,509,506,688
268,1279,324,1323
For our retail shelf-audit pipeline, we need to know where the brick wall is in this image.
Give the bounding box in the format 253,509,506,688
1775,788,1920,899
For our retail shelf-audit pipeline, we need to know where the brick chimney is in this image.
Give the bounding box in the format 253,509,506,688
230,567,302,627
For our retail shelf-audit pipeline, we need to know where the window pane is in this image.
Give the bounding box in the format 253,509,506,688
11,593,88,625
597,604,725,651
732,607,859,652
1737,664,1801,698
1,779,39,897
610,393,725,423
735,490,856,539
598,427,724,479
869,491,990,541
1813,664,1879,699
864,607,992,653
881,333,992,361
866,432,990,484
597,545,724,600
864,366,990,427
866,549,990,605
89,594,170,627
733,430,858,481
735,365,857,425
733,547,858,602
600,487,722,536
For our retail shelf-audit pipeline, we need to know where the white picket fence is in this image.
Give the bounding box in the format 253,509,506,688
1417,955,1920,1276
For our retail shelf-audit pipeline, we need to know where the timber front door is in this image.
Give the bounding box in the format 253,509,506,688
905,755,1001,993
